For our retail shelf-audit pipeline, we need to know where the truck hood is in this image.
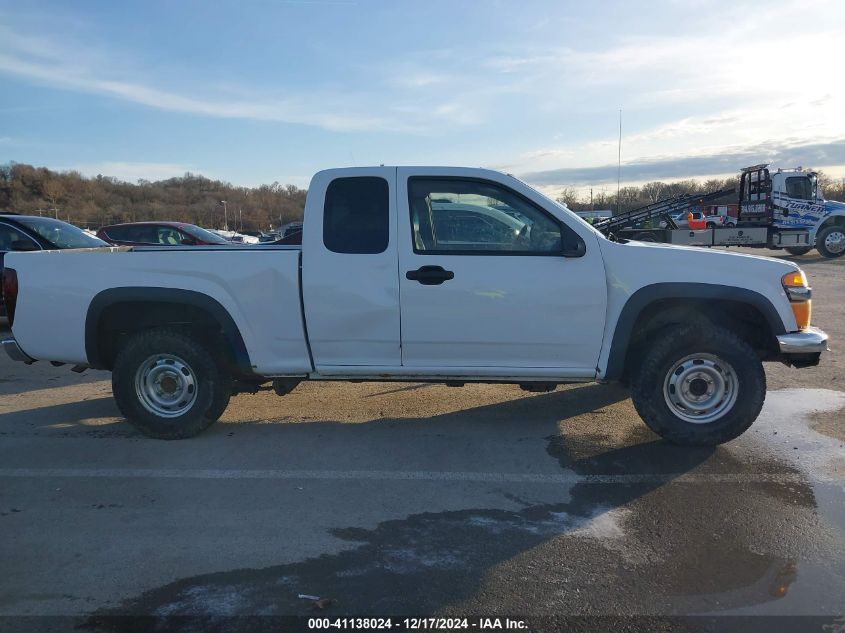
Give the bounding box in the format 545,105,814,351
595,236,800,299
824,199,845,213
617,238,799,270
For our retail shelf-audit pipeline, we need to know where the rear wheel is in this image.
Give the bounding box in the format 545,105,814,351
816,225,845,258
112,329,231,439
630,324,765,445
785,246,812,256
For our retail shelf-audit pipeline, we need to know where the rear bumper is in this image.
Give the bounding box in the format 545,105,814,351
2,337,35,364
775,327,829,368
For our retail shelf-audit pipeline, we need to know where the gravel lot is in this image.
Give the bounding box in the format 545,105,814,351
1,248,843,632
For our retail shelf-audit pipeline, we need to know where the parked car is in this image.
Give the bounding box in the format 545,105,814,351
280,222,303,238
705,214,737,228
2,166,828,445
0,213,108,317
269,222,304,245
96,222,231,246
661,211,688,228
429,201,529,249
687,211,707,230
209,229,260,244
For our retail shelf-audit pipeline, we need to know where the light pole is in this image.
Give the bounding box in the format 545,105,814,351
220,200,229,231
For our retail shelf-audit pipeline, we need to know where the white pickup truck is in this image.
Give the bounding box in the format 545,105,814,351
2,167,829,445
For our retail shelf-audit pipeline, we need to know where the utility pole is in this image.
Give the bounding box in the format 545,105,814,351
617,109,622,215
239,207,243,232
220,200,228,231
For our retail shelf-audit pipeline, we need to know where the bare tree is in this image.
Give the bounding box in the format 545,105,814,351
641,181,667,204
42,178,65,218
555,186,581,208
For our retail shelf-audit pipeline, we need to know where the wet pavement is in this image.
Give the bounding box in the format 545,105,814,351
2,346,844,632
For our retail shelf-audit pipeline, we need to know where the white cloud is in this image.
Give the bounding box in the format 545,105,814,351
1,0,843,185
0,49,409,133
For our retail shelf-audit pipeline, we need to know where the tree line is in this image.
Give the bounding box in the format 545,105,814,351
556,171,845,214
2,162,843,230
0,163,306,232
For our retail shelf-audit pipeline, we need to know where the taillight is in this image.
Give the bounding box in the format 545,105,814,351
2,267,18,327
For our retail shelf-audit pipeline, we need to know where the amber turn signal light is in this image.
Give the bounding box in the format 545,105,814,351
781,270,811,330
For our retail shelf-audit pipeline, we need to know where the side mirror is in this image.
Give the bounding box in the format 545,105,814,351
562,237,586,258
559,224,586,258
11,240,39,252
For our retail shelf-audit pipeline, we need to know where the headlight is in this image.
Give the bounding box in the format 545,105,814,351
782,270,811,330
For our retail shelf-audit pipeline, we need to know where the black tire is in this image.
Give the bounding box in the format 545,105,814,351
204,376,233,424
630,324,765,446
112,329,231,439
816,225,845,258
785,246,812,256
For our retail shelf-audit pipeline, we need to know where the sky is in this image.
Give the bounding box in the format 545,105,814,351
1,0,844,199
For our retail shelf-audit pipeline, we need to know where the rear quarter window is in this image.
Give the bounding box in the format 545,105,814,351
103,226,131,240
323,177,389,254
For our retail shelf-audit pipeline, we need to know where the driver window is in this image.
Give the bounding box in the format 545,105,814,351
157,227,183,245
409,178,561,254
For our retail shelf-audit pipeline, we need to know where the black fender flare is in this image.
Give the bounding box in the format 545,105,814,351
85,287,252,373
603,283,786,380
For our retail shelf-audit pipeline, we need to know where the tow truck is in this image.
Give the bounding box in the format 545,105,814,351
594,165,845,257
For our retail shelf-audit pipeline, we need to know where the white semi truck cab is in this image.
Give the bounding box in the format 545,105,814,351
741,164,845,257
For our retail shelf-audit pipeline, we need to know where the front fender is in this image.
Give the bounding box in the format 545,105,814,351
601,283,787,380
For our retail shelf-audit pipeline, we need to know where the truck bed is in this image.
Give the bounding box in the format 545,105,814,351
9,246,311,375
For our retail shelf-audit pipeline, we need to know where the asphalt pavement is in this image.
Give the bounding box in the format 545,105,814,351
1,249,843,633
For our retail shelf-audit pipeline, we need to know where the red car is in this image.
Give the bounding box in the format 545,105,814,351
96,222,231,247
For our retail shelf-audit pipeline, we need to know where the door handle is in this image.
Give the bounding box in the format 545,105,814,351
406,265,454,285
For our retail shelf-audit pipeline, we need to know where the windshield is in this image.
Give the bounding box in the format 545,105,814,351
181,225,231,244
785,176,817,201
16,217,108,249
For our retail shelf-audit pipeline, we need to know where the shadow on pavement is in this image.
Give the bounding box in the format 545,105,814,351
71,385,816,627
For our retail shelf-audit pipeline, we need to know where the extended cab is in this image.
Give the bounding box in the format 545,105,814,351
1,167,829,444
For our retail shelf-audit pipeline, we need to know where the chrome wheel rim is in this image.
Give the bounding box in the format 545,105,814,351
663,353,738,424
823,229,845,254
134,354,198,418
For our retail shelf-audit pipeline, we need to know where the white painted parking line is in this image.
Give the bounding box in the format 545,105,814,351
0,467,832,483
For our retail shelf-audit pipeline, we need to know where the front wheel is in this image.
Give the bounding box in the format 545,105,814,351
630,325,765,445
816,225,845,258
112,329,231,439
785,246,813,256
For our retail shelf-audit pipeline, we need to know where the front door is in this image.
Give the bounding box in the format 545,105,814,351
396,171,606,375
